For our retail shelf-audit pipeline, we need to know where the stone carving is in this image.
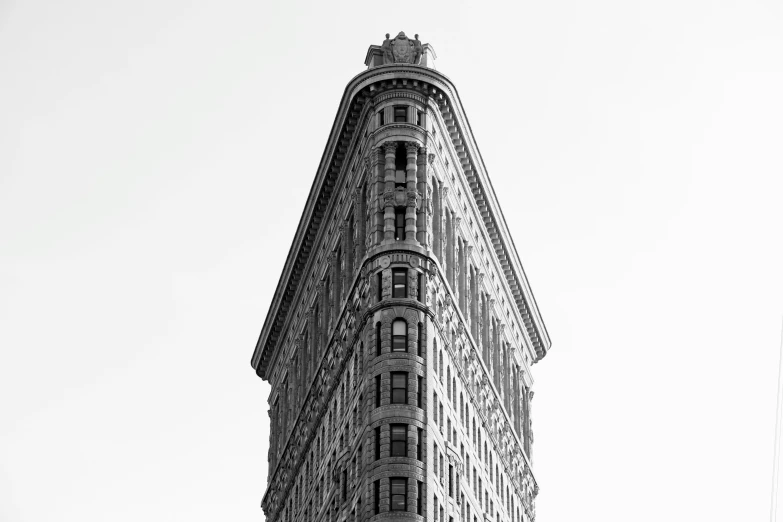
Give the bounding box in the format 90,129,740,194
389,32,415,64
381,33,394,64
406,189,421,209
413,34,423,65
383,189,396,208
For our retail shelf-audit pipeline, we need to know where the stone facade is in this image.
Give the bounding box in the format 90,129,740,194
250,33,551,522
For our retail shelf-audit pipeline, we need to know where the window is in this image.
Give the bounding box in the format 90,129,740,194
392,269,407,298
417,376,423,408
378,110,385,127
417,274,424,303
395,208,405,240
376,322,382,356
377,272,383,302
375,426,381,460
416,110,423,127
395,168,406,188
391,424,407,457
449,464,454,497
374,480,380,514
394,106,407,123
392,319,407,352
418,481,423,515
391,372,407,404
417,428,423,461
375,375,381,407
390,478,407,511
417,322,423,357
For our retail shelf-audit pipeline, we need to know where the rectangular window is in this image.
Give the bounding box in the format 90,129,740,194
391,424,407,457
417,481,423,515
417,428,423,461
374,480,381,514
376,322,382,356
417,273,423,303
417,376,423,408
394,106,407,123
378,110,385,127
390,320,407,353
375,426,381,460
433,392,438,424
449,464,454,497
377,272,383,302
392,269,407,298
416,110,423,127
342,469,347,501
390,477,407,511
375,375,382,407
395,208,405,240
417,322,423,357
391,372,407,404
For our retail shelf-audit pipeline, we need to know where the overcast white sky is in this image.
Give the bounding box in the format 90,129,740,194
2,1,782,521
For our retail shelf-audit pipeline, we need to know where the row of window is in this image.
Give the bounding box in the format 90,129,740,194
373,478,423,515
378,106,424,127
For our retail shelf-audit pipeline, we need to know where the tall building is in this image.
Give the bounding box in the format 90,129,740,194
250,32,551,522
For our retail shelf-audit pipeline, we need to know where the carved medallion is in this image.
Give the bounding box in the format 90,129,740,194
379,256,391,269
391,32,414,63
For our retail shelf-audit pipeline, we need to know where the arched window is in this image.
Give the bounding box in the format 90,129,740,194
392,319,407,352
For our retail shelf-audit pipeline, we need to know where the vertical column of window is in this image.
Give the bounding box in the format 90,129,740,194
375,375,382,407
417,428,423,461
417,481,423,515
417,376,423,408
375,426,381,460
374,480,380,515
375,321,382,357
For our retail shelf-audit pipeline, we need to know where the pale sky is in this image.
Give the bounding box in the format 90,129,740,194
2,1,782,521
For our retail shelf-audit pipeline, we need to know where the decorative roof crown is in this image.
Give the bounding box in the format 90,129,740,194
365,31,437,69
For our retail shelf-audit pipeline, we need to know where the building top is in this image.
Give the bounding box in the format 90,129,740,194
364,32,437,69
250,36,550,380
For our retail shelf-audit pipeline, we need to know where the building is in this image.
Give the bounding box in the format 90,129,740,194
250,32,551,522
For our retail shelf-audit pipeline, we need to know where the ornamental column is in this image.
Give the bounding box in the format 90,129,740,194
405,141,419,242
416,146,428,246
383,141,397,241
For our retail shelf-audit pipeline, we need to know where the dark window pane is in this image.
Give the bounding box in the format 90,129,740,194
394,106,407,123
392,389,406,404
392,336,406,352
